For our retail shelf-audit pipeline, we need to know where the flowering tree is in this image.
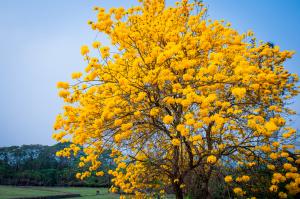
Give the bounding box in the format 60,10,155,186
53,0,300,198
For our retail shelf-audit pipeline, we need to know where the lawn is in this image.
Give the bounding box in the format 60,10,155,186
0,186,119,199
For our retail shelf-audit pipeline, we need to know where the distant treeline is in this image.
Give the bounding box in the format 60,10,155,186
0,143,113,187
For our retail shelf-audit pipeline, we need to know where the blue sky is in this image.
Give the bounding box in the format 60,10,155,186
0,0,299,147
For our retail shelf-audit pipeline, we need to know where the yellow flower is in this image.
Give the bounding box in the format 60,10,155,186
180,129,189,137
71,72,83,79
273,173,286,183
241,175,250,182
267,164,275,170
278,192,287,198
136,92,147,102
281,152,289,158
233,187,244,196
96,171,104,176
282,132,291,138
58,90,70,98
283,163,292,170
150,108,160,117
134,111,141,117
179,184,186,189
56,81,69,89
191,135,202,142
80,45,89,55
265,121,278,132
114,119,123,126
163,115,174,124
176,124,185,132
118,162,126,169
231,87,246,99
269,153,278,160
92,41,101,48
114,134,122,142
110,187,117,193
236,177,242,182
260,145,271,152
172,83,182,92
272,141,280,147
224,175,233,183
171,138,180,146
121,123,133,131
183,74,193,81
207,155,217,164
76,173,81,179
247,162,256,167
79,162,85,167
269,185,278,192
100,46,110,58
176,124,189,136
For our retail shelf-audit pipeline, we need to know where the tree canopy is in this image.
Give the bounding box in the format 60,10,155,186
54,0,300,198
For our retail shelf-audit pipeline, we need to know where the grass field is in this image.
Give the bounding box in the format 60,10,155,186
0,186,119,199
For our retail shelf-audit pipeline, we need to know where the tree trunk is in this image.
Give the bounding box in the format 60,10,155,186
189,182,211,198
174,183,184,199
188,172,212,199
202,181,212,199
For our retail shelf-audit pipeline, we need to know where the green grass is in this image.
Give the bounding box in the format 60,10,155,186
0,186,119,199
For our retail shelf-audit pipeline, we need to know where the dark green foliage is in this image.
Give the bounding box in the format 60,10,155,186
0,143,113,187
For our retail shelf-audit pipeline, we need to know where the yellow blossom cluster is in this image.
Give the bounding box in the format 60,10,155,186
53,0,299,198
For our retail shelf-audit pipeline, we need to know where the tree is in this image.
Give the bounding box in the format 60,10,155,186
54,0,300,198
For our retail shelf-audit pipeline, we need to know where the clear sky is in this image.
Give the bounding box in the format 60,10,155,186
0,0,299,147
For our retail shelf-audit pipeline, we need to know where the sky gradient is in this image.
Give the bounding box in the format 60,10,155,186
0,0,299,147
